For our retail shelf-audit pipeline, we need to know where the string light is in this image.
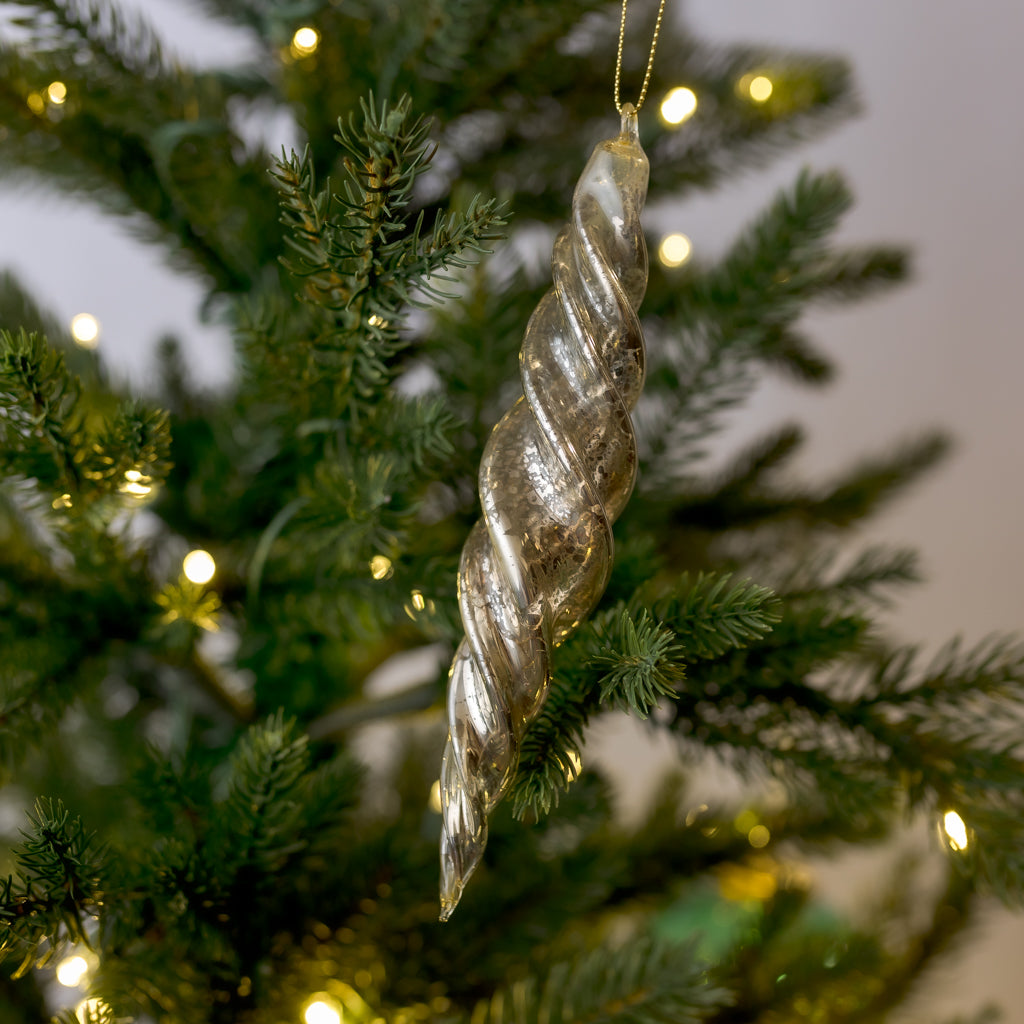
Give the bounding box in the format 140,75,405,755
367,314,387,328
369,554,393,580
304,996,342,1024
659,86,697,126
747,824,771,848
26,91,45,115
410,590,426,612
56,955,89,987
292,26,320,57
943,810,969,852
76,999,110,1023
658,232,692,268
741,73,773,103
70,313,100,349
182,549,216,585
47,81,67,105
120,468,153,498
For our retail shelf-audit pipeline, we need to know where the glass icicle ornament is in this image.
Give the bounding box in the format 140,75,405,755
440,102,651,920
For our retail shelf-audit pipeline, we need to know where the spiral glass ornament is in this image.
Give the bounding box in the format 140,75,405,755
439,104,650,920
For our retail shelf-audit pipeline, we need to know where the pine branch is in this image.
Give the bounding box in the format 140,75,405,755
0,799,103,978
470,938,730,1024
271,94,506,408
662,431,951,533
512,574,780,819
0,328,171,507
775,545,923,605
0,328,80,492
655,573,783,662
639,171,861,483
8,0,168,77
593,611,686,718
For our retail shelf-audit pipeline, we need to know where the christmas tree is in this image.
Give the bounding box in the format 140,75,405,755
1,1,1022,1022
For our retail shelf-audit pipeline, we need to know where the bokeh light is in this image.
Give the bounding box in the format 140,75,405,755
369,554,393,580
292,26,320,56
658,232,692,268
659,86,697,126
183,549,216,585
47,81,67,105
70,313,100,349
943,809,969,851
76,999,110,1023
747,75,773,102
747,824,771,848
304,996,342,1024
56,955,89,987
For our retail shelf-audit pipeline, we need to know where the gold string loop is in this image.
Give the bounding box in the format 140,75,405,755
614,0,669,114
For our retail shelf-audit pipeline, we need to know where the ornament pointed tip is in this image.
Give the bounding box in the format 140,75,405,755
619,102,640,142
439,882,463,922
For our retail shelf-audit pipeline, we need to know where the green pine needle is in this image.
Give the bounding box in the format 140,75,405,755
593,610,685,719
469,938,730,1024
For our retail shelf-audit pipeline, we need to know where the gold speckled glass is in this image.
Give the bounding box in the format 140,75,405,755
440,105,650,919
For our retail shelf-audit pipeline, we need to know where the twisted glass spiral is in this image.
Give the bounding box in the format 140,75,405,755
440,105,650,920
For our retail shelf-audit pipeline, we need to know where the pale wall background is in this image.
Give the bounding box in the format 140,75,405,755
1,0,1022,1019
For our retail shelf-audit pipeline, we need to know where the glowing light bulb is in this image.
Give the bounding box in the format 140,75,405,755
943,810,969,851
70,313,100,349
659,86,697,126
76,999,110,1023
120,468,153,497
658,232,692,268
292,26,320,56
56,955,89,987
410,590,426,612
369,554,393,580
183,549,216,585
305,997,342,1024
47,81,67,105
367,314,386,327
747,824,771,848
747,75,773,102
429,780,443,813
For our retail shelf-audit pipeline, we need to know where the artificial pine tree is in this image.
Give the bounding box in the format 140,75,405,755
1,2,1022,1023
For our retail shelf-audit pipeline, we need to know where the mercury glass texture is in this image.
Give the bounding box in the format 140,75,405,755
440,106,650,920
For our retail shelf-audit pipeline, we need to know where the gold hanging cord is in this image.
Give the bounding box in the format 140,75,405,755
614,0,669,113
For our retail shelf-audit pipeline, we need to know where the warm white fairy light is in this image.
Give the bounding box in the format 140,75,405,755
658,232,692,268
410,590,426,612
943,810,969,852
304,996,342,1024
56,954,89,987
747,75,773,102
120,468,153,497
76,998,110,1023
183,549,216,585
47,81,68,105
369,554,393,580
292,26,320,56
659,86,697,126
70,313,100,349
747,824,771,848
